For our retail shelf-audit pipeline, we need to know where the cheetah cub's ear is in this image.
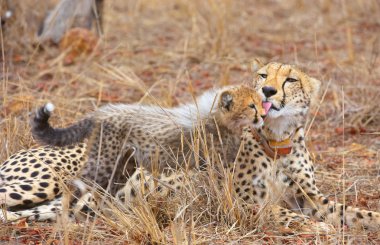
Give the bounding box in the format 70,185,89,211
220,91,233,111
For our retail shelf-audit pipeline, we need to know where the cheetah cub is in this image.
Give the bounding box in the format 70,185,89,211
31,85,266,193
1,85,266,222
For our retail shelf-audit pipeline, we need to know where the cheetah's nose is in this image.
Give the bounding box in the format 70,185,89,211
262,86,277,98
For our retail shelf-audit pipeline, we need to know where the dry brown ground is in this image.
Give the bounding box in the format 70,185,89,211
1,0,380,244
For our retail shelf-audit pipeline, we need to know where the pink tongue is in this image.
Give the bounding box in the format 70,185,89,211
262,102,272,115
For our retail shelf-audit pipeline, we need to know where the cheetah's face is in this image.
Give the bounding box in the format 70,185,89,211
253,62,321,119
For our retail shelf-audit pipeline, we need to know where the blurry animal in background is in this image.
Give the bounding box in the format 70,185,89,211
59,27,100,65
37,0,104,44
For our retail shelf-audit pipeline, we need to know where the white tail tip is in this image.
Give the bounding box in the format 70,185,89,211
45,103,55,113
5,11,12,19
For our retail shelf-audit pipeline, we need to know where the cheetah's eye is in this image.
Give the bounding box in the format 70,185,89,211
285,77,298,83
249,104,256,109
258,73,267,79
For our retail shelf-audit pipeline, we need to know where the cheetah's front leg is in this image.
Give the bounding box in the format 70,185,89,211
293,191,380,231
283,129,380,230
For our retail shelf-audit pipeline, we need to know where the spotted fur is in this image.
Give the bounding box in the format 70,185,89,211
1,85,265,221
2,62,379,232
30,85,265,193
113,62,380,232
0,144,86,209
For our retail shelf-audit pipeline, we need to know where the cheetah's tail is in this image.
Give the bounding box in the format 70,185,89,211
31,103,94,146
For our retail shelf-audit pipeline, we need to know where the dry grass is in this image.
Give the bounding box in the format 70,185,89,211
1,0,380,243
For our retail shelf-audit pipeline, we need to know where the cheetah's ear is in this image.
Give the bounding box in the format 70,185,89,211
250,58,265,89
308,77,321,102
220,91,233,111
250,58,265,73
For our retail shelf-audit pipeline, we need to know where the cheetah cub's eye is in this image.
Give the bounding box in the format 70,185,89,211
285,77,298,83
249,104,256,109
258,73,267,79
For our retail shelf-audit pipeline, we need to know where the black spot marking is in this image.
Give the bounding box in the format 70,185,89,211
39,182,49,188
20,185,32,191
30,171,39,177
131,189,136,197
10,193,22,200
41,174,51,179
23,199,33,205
34,193,48,199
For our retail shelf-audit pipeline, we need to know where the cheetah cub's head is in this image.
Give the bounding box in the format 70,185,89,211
218,85,266,134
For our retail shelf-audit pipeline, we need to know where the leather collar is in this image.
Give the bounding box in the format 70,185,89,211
250,129,293,159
